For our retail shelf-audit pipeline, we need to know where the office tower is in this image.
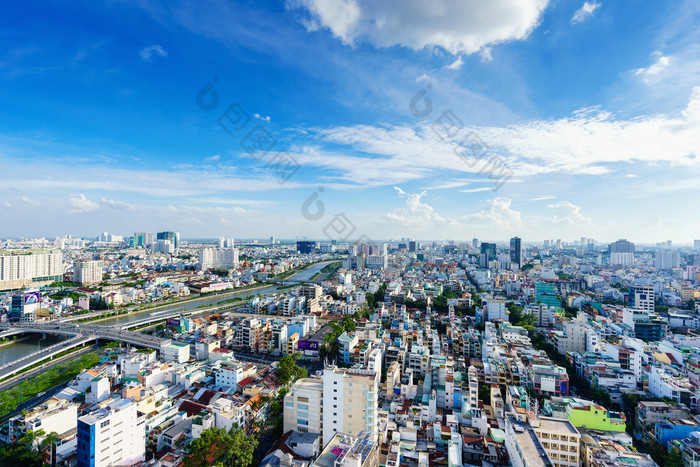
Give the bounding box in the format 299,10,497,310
77,398,145,467
270,236,275,245
555,239,562,250
608,239,635,266
472,237,479,249
629,285,654,312
655,250,680,270
695,239,700,251
219,237,225,248
509,236,522,267
133,231,153,248
479,242,497,268
544,239,550,248
198,247,240,270
296,241,316,254
408,240,417,252
156,231,179,249
73,260,104,285
0,250,63,291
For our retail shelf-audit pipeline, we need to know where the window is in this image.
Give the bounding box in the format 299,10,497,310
298,420,308,426
298,396,309,402
100,420,110,428
298,411,308,419
298,404,309,411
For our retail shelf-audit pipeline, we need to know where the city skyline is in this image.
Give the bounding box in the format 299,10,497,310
1,1,699,241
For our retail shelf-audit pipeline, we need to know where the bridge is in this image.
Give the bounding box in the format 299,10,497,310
0,322,170,380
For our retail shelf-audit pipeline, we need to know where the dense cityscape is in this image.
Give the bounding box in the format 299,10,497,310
3,1,699,466
0,235,699,467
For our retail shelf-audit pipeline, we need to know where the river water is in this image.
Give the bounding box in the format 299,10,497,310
0,261,331,363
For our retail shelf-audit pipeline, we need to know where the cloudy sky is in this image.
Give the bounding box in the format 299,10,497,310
1,0,699,243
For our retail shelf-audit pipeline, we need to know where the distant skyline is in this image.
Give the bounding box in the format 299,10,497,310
1,1,699,242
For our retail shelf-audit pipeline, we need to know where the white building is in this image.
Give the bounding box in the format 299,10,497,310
76,398,145,467
199,247,240,270
160,342,190,363
655,250,680,271
215,362,244,389
485,299,507,321
73,260,103,285
0,250,63,291
322,366,379,447
283,376,323,438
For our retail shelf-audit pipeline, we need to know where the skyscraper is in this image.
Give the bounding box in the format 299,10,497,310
608,239,635,266
509,236,522,267
480,242,497,268
156,231,179,249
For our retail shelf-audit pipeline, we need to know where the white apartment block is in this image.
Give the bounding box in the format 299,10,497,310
215,362,244,388
8,397,78,445
485,299,507,321
73,259,104,285
322,366,379,447
199,247,240,270
0,250,63,290
77,398,145,467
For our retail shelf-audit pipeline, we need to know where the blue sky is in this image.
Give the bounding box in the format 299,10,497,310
1,0,699,243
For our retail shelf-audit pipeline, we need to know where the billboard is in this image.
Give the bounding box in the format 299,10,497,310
166,318,181,327
297,340,320,351
24,291,40,305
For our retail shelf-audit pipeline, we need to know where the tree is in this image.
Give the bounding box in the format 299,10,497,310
185,427,231,467
0,429,45,467
478,385,492,403
278,354,307,386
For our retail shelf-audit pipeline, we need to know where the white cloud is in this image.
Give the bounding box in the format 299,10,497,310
253,113,271,122
21,195,39,206
387,187,456,226
444,56,464,70
100,198,134,211
68,194,99,213
462,197,522,230
571,2,601,24
2,202,11,208
140,44,168,62
206,154,221,161
459,187,492,193
635,54,671,84
296,87,700,186
547,201,590,224
291,0,549,55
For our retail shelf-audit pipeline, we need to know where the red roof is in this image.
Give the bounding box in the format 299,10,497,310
238,377,254,388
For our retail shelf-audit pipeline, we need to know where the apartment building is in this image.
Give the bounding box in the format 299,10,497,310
0,249,63,290
322,366,379,446
73,259,104,285
505,410,581,467
283,376,323,438
76,398,145,467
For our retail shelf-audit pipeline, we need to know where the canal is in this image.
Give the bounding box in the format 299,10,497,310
0,260,333,363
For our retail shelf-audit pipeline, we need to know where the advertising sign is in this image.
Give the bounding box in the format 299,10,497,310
24,291,40,305
297,340,320,351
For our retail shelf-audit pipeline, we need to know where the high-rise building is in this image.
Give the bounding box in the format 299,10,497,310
296,241,316,254
0,250,63,291
408,240,418,252
655,250,680,270
509,236,522,267
480,242,497,268
199,247,239,270
73,260,103,285
156,231,179,249
695,239,700,251
608,239,635,266
133,231,154,248
76,398,145,467
322,366,379,445
284,366,379,448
